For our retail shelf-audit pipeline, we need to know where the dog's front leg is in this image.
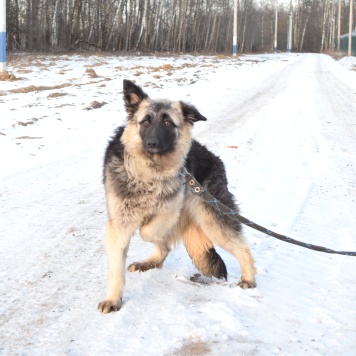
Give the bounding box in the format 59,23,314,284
127,205,182,272
98,220,134,313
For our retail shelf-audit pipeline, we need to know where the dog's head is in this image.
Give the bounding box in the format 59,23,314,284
122,80,207,155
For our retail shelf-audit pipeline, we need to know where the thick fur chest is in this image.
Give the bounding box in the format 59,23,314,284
104,156,184,224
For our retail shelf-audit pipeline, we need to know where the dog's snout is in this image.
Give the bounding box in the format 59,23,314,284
146,138,159,148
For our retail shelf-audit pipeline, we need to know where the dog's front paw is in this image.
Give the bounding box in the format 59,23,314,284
127,262,157,272
238,279,256,289
98,298,122,313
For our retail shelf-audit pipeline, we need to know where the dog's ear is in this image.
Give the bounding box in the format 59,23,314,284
123,80,148,117
180,101,207,124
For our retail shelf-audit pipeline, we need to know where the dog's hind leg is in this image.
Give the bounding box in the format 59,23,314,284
191,202,256,288
205,226,256,288
127,209,180,272
218,236,256,289
182,222,227,279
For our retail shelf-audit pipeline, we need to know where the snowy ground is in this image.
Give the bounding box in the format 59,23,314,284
1,52,356,355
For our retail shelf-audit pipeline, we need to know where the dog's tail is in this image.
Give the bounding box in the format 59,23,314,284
182,224,227,280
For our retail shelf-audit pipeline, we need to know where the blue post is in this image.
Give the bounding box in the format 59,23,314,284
233,0,238,56
0,0,6,73
233,41,237,56
274,3,278,53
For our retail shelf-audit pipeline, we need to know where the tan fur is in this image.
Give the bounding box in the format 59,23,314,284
182,223,215,277
98,82,256,313
184,195,256,285
120,100,193,180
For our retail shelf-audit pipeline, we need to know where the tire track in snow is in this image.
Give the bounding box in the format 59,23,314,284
284,56,356,348
266,56,356,352
194,54,307,140
195,54,356,353
289,55,356,250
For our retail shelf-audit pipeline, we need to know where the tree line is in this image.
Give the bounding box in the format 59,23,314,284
5,0,355,54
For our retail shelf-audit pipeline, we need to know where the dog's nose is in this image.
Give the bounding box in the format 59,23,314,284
146,138,159,148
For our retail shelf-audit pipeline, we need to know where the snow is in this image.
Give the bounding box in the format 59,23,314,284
1,52,356,355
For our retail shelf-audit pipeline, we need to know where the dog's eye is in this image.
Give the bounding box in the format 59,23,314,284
162,114,174,127
140,115,151,127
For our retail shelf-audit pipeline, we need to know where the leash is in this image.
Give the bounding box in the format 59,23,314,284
184,171,356,257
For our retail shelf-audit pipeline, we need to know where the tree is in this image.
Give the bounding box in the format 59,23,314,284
6,0,349,54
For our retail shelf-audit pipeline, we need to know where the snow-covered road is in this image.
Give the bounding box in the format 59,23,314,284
1,53,355,355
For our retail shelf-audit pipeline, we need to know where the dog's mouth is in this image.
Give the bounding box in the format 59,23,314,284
144,145,174,156
145,147,161,154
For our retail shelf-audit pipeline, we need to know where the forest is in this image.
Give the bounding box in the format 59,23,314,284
4,0,355,54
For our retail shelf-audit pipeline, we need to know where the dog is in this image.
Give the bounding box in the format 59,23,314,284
98,80,256,313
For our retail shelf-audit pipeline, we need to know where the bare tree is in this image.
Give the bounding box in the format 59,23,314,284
6,0,349,54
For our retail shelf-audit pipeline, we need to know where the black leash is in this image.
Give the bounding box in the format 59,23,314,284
184,171,356,257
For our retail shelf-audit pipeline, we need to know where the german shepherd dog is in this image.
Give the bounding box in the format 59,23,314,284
98,80,256,313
